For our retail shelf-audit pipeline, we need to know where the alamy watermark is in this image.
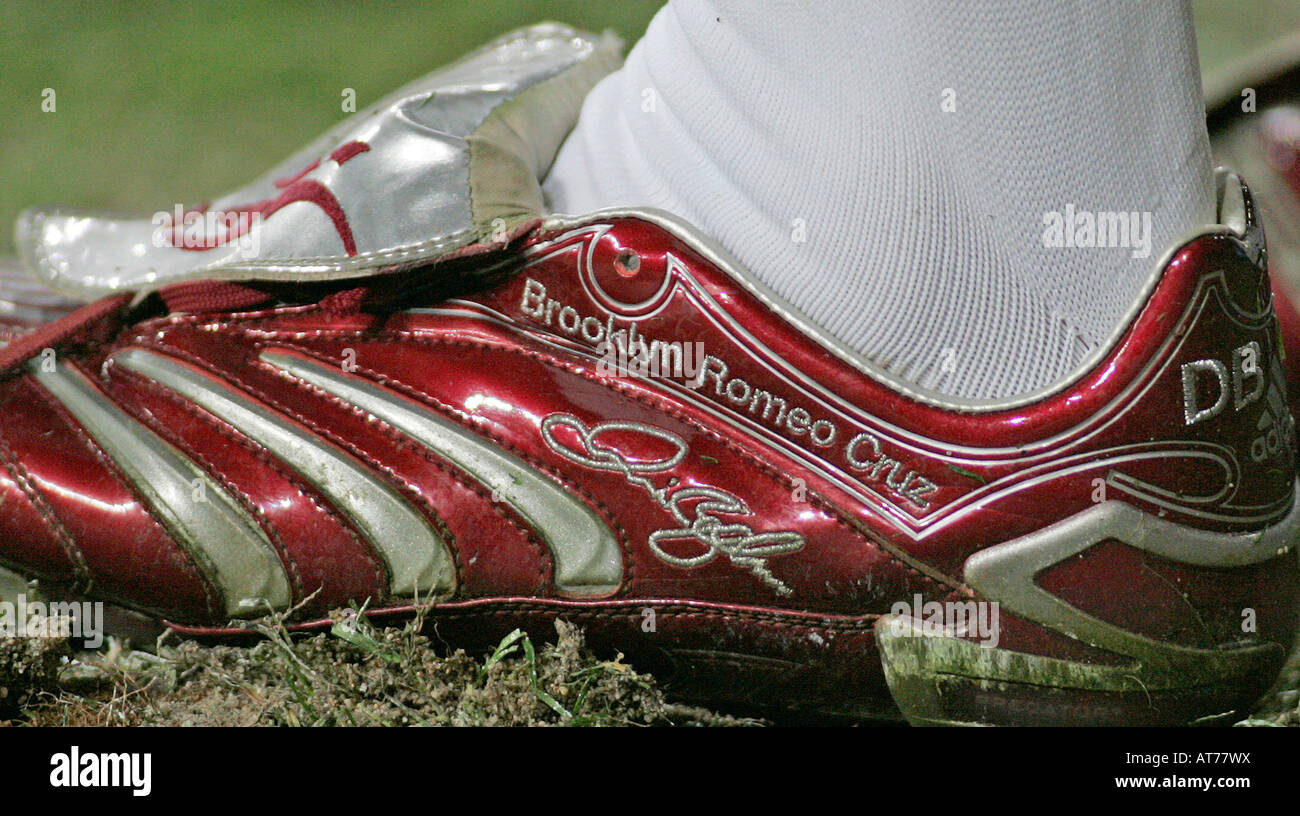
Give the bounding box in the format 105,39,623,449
0,594,104,649
887,594,1000,648
595,336,707,382
520,278,707,383
151,204,262,253
50,746,151,796
1041,204,1152,259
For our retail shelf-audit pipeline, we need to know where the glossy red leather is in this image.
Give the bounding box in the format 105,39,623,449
0,207,1294,715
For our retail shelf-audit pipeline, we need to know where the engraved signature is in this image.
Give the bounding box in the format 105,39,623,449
540,413,805,595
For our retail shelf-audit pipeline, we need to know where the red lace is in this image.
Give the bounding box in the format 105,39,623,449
0,293,133,376
157,280,275,313
0,277,380,379
159,279,370,315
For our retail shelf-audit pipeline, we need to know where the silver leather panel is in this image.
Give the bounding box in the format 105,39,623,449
113,348,456,598
31,359,292,617
963,492,1300,669
17,24,622,299
259,350,622,596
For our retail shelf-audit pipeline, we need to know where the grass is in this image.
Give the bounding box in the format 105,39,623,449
0,0,662,256
0,593,767,727
3,604,758,727
1,598,1297,727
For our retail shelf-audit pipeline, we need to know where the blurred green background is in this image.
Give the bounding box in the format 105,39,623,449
0,0,1295,256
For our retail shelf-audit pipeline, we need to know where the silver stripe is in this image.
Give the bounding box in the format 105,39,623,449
259,351,622,596
963,494,1300,670
113,348,455,598
31,359,291,617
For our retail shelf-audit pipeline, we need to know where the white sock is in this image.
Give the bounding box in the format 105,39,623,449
544,0,1213,400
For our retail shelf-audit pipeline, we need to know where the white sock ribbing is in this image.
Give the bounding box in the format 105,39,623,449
543,0,1213,400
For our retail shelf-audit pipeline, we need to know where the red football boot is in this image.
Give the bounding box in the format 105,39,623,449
1,25,1296,726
